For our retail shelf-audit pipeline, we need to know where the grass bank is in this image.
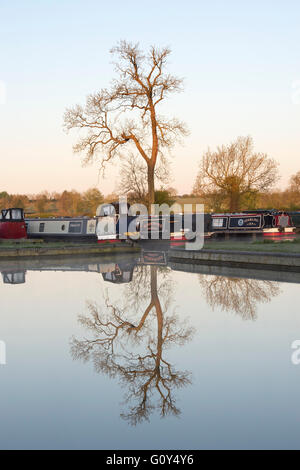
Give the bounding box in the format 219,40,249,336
0,240,140,259
0,240,90,249
203,238,300,253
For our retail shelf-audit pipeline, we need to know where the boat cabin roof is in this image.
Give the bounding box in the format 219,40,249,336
212,213,259,217
97,202,130,217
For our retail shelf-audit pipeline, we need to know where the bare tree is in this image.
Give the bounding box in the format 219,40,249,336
193,136,279,212
64,41,187,211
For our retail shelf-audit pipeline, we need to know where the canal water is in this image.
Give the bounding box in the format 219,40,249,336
0,250,300,450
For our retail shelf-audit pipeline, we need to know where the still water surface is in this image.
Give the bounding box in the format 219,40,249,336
0,251,300,449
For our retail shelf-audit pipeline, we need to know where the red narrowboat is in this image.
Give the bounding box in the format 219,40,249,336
0,208,27,239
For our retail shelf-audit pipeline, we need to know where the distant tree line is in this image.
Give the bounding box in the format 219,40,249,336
2,170,300,217
0,188,104,217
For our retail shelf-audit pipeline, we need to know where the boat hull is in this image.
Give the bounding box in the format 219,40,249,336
0,221,27,239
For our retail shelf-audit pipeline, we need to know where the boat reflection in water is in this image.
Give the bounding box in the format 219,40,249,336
0,256,138,286
0,249,167,286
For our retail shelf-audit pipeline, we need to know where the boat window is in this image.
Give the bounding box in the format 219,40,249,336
99,204,116,217
11,209,22,220
2,272,26,284
105,206,114,216
39,223,45,233
61,224,66,231
68,221,82,233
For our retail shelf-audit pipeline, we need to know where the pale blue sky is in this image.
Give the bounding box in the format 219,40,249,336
0,0,300,195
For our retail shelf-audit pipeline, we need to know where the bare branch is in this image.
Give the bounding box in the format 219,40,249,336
193,136,279,211
64,40,187,209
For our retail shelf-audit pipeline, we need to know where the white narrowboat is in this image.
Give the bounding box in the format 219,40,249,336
25,217,98,242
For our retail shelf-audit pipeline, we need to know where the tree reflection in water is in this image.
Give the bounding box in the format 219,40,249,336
70,265,194,425
198,275,280,320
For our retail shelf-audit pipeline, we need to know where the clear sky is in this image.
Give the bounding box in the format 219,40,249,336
0,0,300,195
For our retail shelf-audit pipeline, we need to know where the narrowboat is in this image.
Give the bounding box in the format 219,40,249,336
96,201,138,243
287,211,300,230
0,208,27,239
211,211,295,237
262,211,295,237
96,204,213,244
211,212,262,232
0,204,297,244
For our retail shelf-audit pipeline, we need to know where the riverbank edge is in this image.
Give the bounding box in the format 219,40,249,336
168,248,300,269
0,243,140,259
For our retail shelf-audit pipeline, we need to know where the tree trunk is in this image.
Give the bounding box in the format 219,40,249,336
229,192,240,212
147,163,155,214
